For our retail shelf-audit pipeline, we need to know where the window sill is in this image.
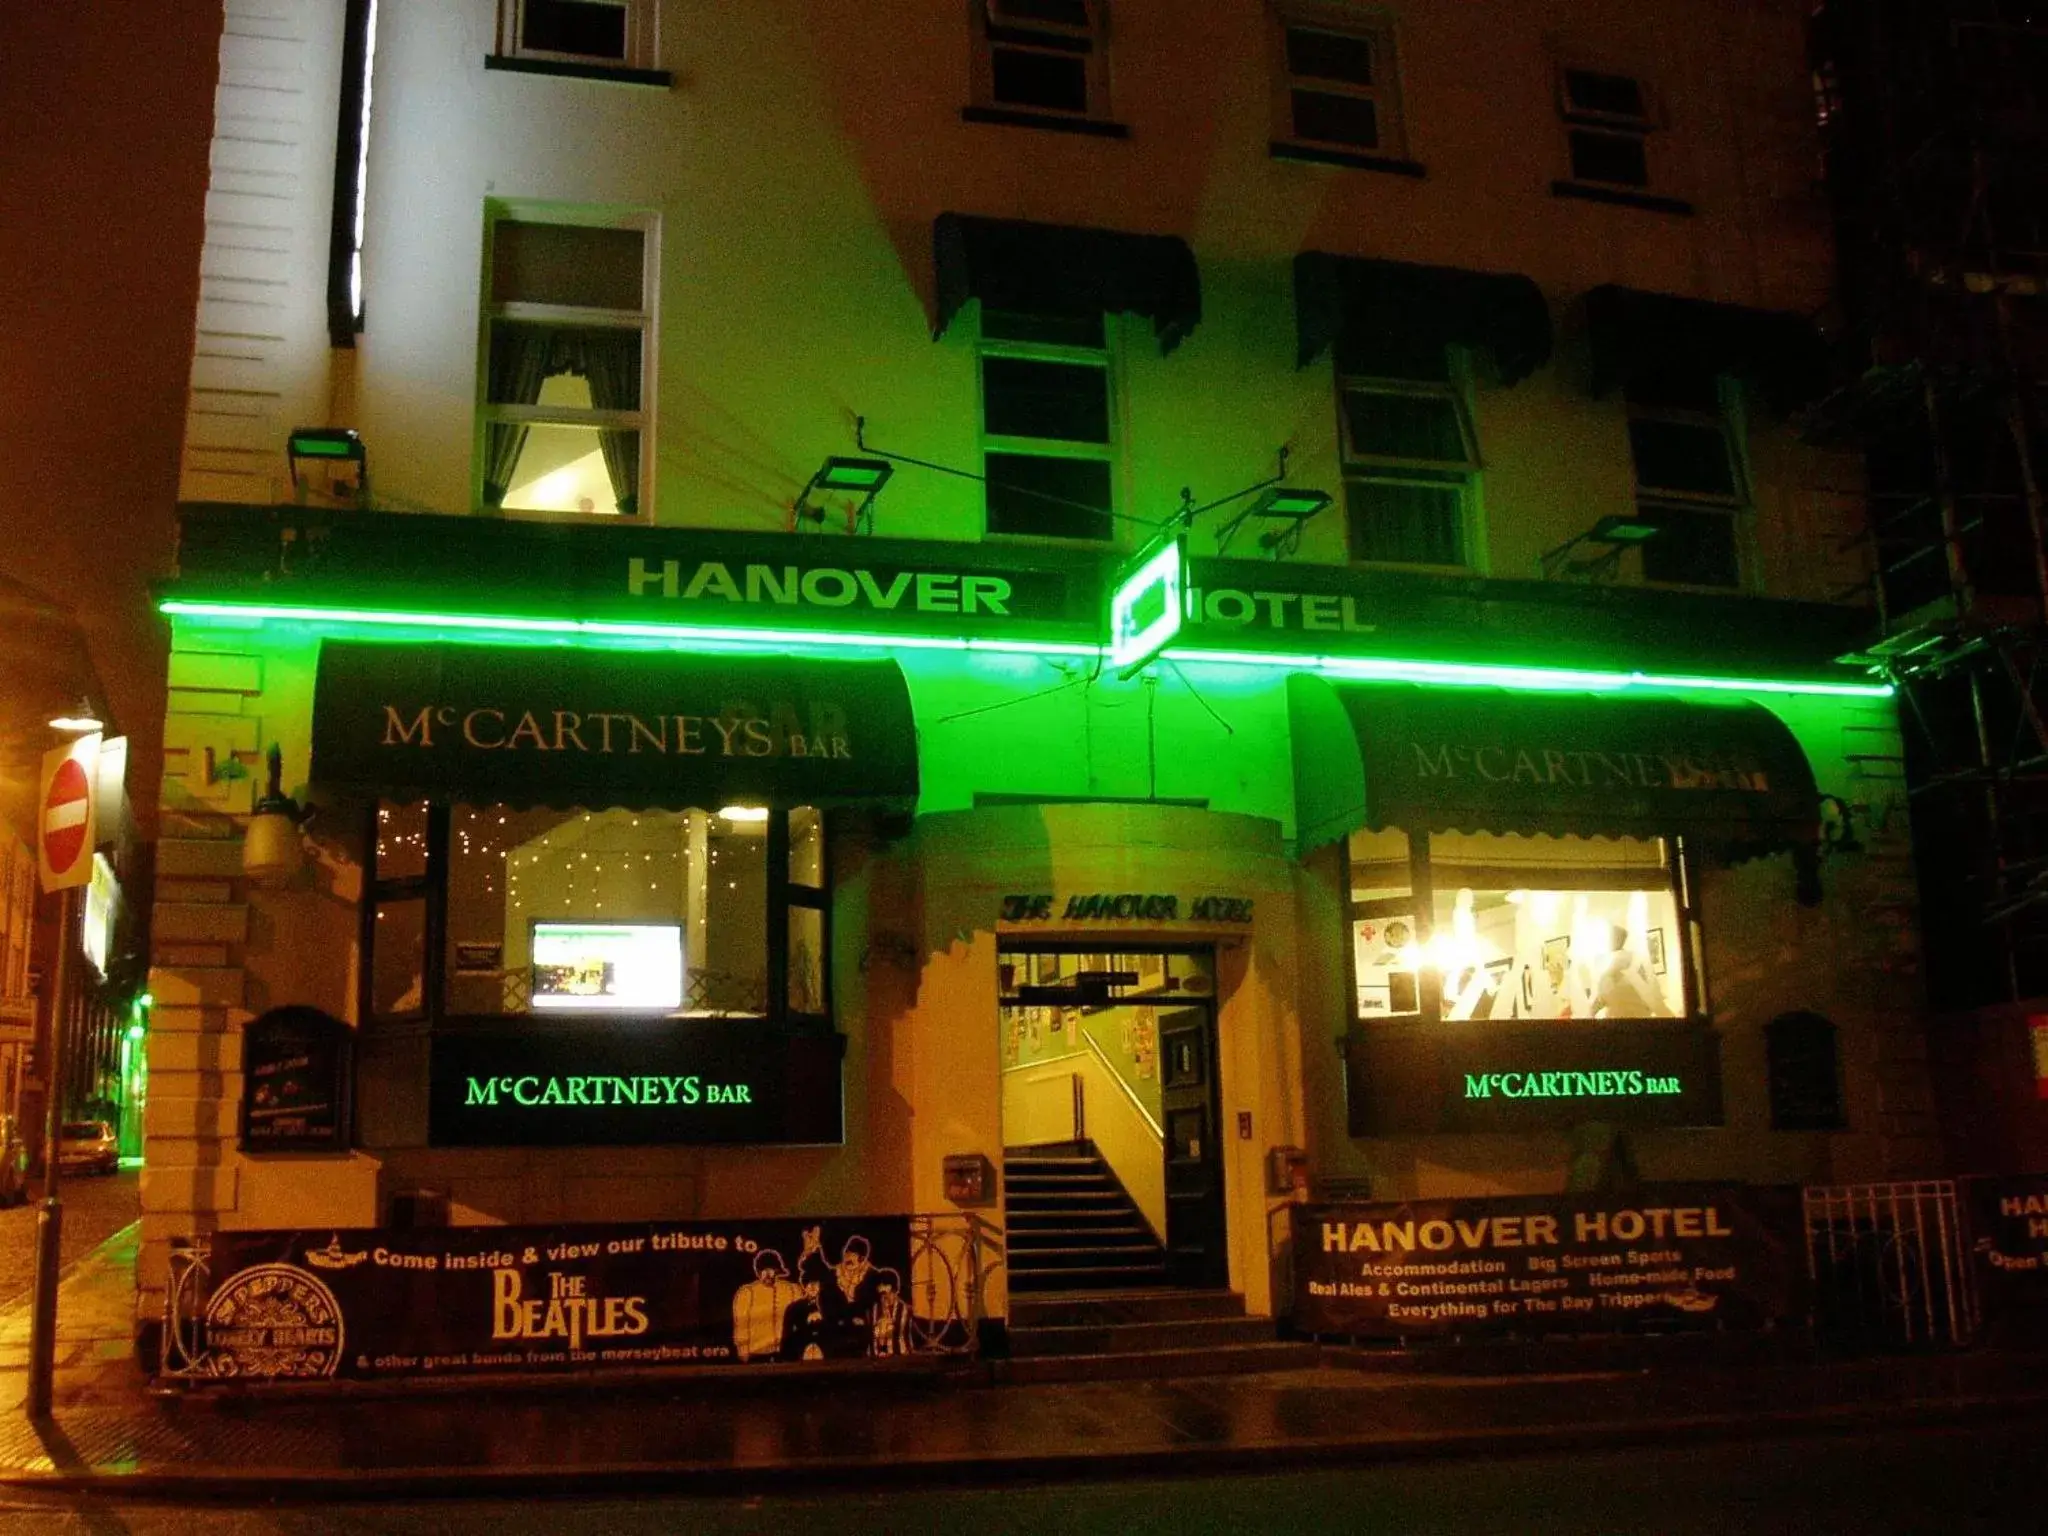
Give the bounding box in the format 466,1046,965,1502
484,55,673,89
961,105,1130,139
1550,180,1694,216
1270,141,1425,177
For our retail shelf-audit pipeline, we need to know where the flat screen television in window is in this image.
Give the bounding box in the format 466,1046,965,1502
530,920,683,1012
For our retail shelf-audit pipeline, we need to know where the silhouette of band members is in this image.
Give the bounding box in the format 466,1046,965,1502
731,1225,910,1361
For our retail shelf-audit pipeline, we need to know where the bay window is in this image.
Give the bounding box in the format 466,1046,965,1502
364,800,828,1026
1348,827,1698,1026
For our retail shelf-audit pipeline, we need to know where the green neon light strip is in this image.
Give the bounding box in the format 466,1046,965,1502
158,599,1894,699
158,599,1099,660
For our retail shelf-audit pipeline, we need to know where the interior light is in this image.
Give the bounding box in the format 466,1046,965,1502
717,806,771,823
49,697,105,733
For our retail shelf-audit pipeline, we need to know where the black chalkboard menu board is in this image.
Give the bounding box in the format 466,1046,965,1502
240,1007,353,1152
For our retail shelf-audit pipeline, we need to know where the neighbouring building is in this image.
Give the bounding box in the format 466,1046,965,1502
1808,1,2048,1175
0,0,215,1185
0,579,146,1178
143,0,1933,1357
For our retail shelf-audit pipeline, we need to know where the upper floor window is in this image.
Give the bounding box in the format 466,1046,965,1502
1339,343,1476,568
1626,372,1746,589
478,208,655,520
498,0,656,71
971,0,1111,121
980,308,1118,542
1272,9,1404,159
1557,67,1658,193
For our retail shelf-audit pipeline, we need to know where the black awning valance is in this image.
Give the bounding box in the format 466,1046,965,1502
932,213,1202,354
310,642,918,810
1293,253,1553,383
1585,285,1829,412
1289,675,1819,854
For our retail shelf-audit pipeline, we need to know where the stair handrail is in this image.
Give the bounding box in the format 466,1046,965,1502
1079,1029,1163,1138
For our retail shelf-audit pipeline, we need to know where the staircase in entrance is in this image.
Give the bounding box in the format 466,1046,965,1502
1003,1142,1166,1293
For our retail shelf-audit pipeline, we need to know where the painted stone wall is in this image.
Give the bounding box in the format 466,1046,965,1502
884,803,1306,1317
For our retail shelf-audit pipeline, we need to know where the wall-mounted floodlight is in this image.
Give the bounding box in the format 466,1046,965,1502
1245,486,1333,554
1540,512,1663,578
1214,463,1334,556
1108,534,1187,679
286,427,367,505
792,456,895,534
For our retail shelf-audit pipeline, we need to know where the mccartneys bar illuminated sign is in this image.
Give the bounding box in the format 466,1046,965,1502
464,1075,754,1108
1464,1070,1683,1100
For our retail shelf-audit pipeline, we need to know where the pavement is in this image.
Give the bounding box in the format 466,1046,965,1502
4,1223,2048,1499
0,1168,139,1309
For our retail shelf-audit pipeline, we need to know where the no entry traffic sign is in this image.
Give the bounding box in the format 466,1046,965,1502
38,734,100,892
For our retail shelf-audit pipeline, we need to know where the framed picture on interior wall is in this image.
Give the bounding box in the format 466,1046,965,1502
1136,952,1166,992
1646,928,1667,974
1541,934,1571,989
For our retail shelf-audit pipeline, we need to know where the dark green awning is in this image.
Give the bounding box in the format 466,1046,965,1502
1294,253,1553,383
1289,675,1819,854
310,642,917,810
933,213,1202,354
1585,285,1829,413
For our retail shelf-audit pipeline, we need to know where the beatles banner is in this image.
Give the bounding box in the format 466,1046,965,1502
1292,1185,1801,1337
191,1218,917,1380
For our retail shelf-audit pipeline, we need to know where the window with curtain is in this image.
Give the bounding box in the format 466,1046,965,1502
478,210,654,519
1339,342,1477,568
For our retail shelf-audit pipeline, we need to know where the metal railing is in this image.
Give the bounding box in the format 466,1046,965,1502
1803,1180,1977,1348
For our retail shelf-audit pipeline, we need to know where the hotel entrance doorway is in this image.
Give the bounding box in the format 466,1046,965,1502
998,946,1226,1291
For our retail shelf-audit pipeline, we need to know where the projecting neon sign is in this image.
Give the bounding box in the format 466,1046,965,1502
1463,1071,1683,1100
1107,535,1187,678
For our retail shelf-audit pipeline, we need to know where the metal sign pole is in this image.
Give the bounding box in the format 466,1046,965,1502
25,884,78,1420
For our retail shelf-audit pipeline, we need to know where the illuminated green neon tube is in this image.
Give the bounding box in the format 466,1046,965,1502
157,598,1894,699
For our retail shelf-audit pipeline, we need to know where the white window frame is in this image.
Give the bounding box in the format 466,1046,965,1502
1556,64,1661,194
1625,382,1752,590
977,312,1123,546
497,0,658,72
1270,6,1405,159
970,0,1112,121
1337,365,1480,571
477,203,658,524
